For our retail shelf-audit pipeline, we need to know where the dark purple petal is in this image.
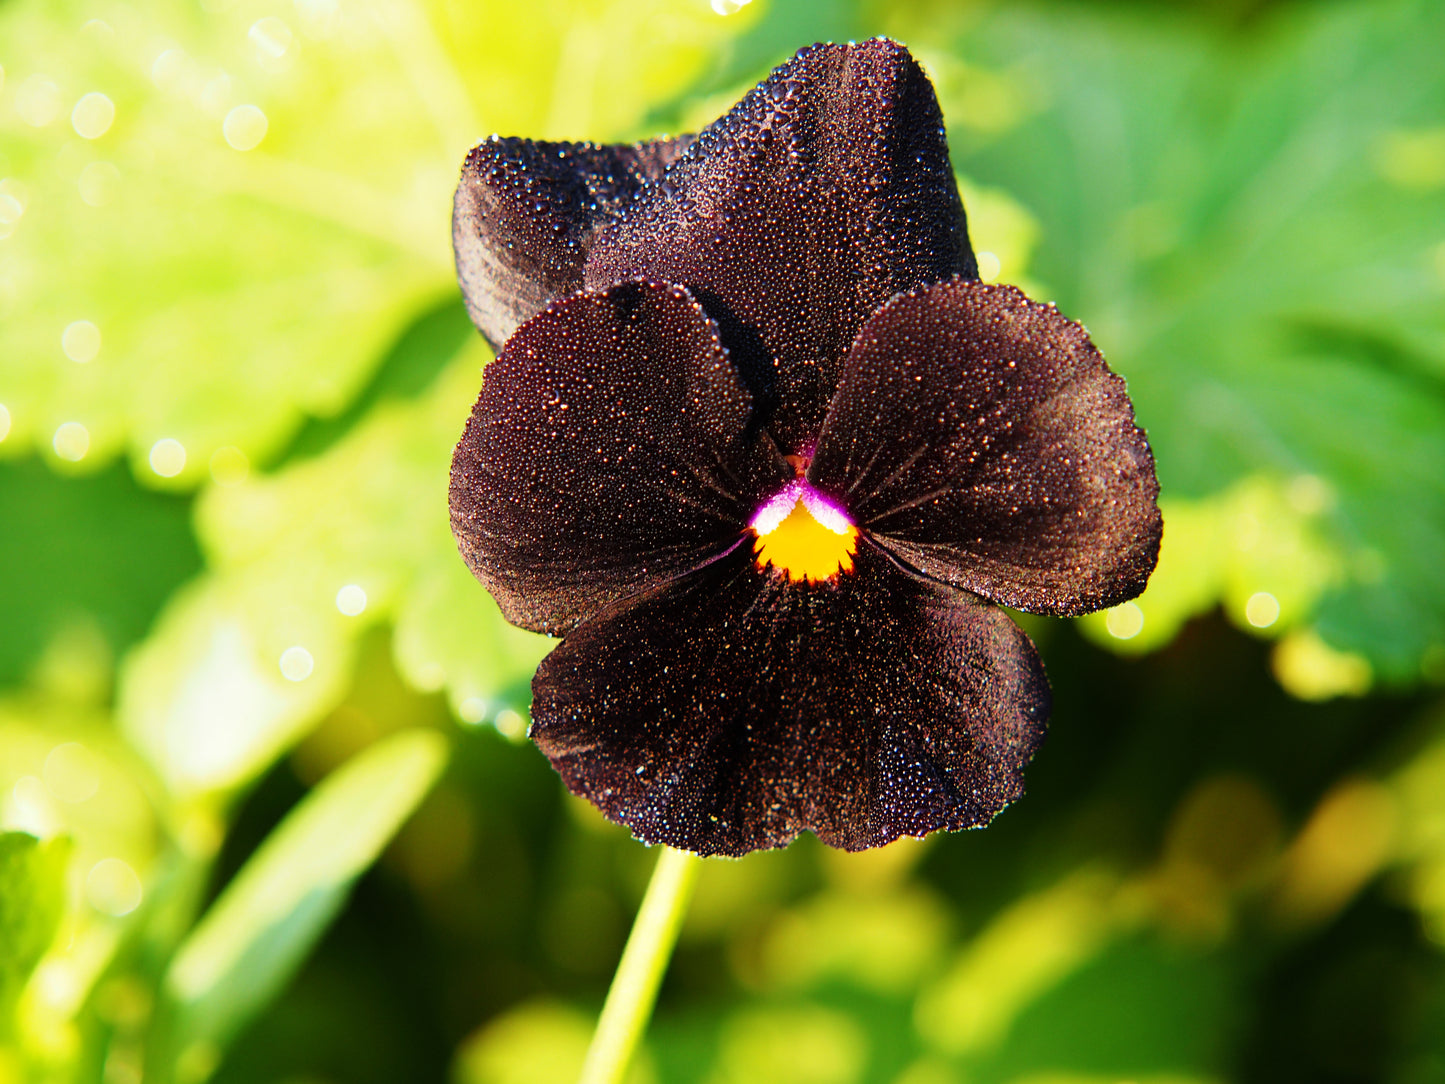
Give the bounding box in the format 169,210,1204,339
449,280,789,636
808,278,1162,617
453,136,692,348
585,39,977,453
531,543,1049,857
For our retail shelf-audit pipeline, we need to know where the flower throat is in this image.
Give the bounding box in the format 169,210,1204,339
748,479,858,583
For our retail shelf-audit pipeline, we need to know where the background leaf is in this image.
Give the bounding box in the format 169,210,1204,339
0,833,70,1035
161,729,447,1070
890,0,1445,678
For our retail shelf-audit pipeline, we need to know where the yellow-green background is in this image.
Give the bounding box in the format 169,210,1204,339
2,0,1444,1081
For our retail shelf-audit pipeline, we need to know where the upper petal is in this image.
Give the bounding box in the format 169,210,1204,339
449,279,789,636
531,543,1049,857
453,136,692,348
808,278,1162,616
585,39,977,452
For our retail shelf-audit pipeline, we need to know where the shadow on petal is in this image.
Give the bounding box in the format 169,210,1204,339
531,543,1049,857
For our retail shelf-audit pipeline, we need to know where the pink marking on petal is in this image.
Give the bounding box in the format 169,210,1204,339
750,480,854,537
799,488,853,535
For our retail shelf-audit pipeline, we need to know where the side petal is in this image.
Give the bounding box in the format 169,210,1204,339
809,279,1162,617
531,543,1049,857
449,279,789,636
585,39,977,453
453,136,692,347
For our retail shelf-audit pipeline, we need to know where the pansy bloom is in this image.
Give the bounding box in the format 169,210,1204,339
449,40,1162,857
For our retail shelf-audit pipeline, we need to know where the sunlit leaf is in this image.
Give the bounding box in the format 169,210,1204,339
0,458,201,687
1078,475,1342,659
0,0,759,486
117,345,548,795
902,0,1445,679
915,870,1127,1056
454,1001,653,1084
710,1004,867,1084
968,936,1234,1084
0,833,70,1034
162,728,447,1065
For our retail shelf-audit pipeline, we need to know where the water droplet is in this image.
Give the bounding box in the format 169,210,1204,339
1245,592,1280,629
86,858,142,916
71,92,115,139
149,438,186,477
279,645,314,681
223,104,267,151
494,709,525,739
335,584,367,616
63,320,101,363
1105,601,1144,640
53,422,91,462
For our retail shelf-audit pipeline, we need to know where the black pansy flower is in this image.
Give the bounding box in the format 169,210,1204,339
449,40,1161,857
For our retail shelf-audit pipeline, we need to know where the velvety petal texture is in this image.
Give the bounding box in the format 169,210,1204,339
448,39,1163,856
531,544,1049,857
585,39,978,451
450,279,788,635
454,136,692,348
809,279,1162,616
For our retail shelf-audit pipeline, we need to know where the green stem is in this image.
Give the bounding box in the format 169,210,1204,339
578,846,701,1084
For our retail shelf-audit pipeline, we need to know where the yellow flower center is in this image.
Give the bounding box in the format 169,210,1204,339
751,496,859,583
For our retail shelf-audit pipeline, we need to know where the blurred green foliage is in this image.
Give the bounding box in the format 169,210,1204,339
1,0,1443,1083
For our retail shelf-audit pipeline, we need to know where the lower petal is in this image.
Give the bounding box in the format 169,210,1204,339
530,542,1049,856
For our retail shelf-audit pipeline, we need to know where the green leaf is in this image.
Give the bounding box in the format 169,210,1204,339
904,0,1445,679
162,729,447,1068
0,457,201,687
454,1001,654,1084
0,832,71,1035
117,345,549,796
0,0,761,488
